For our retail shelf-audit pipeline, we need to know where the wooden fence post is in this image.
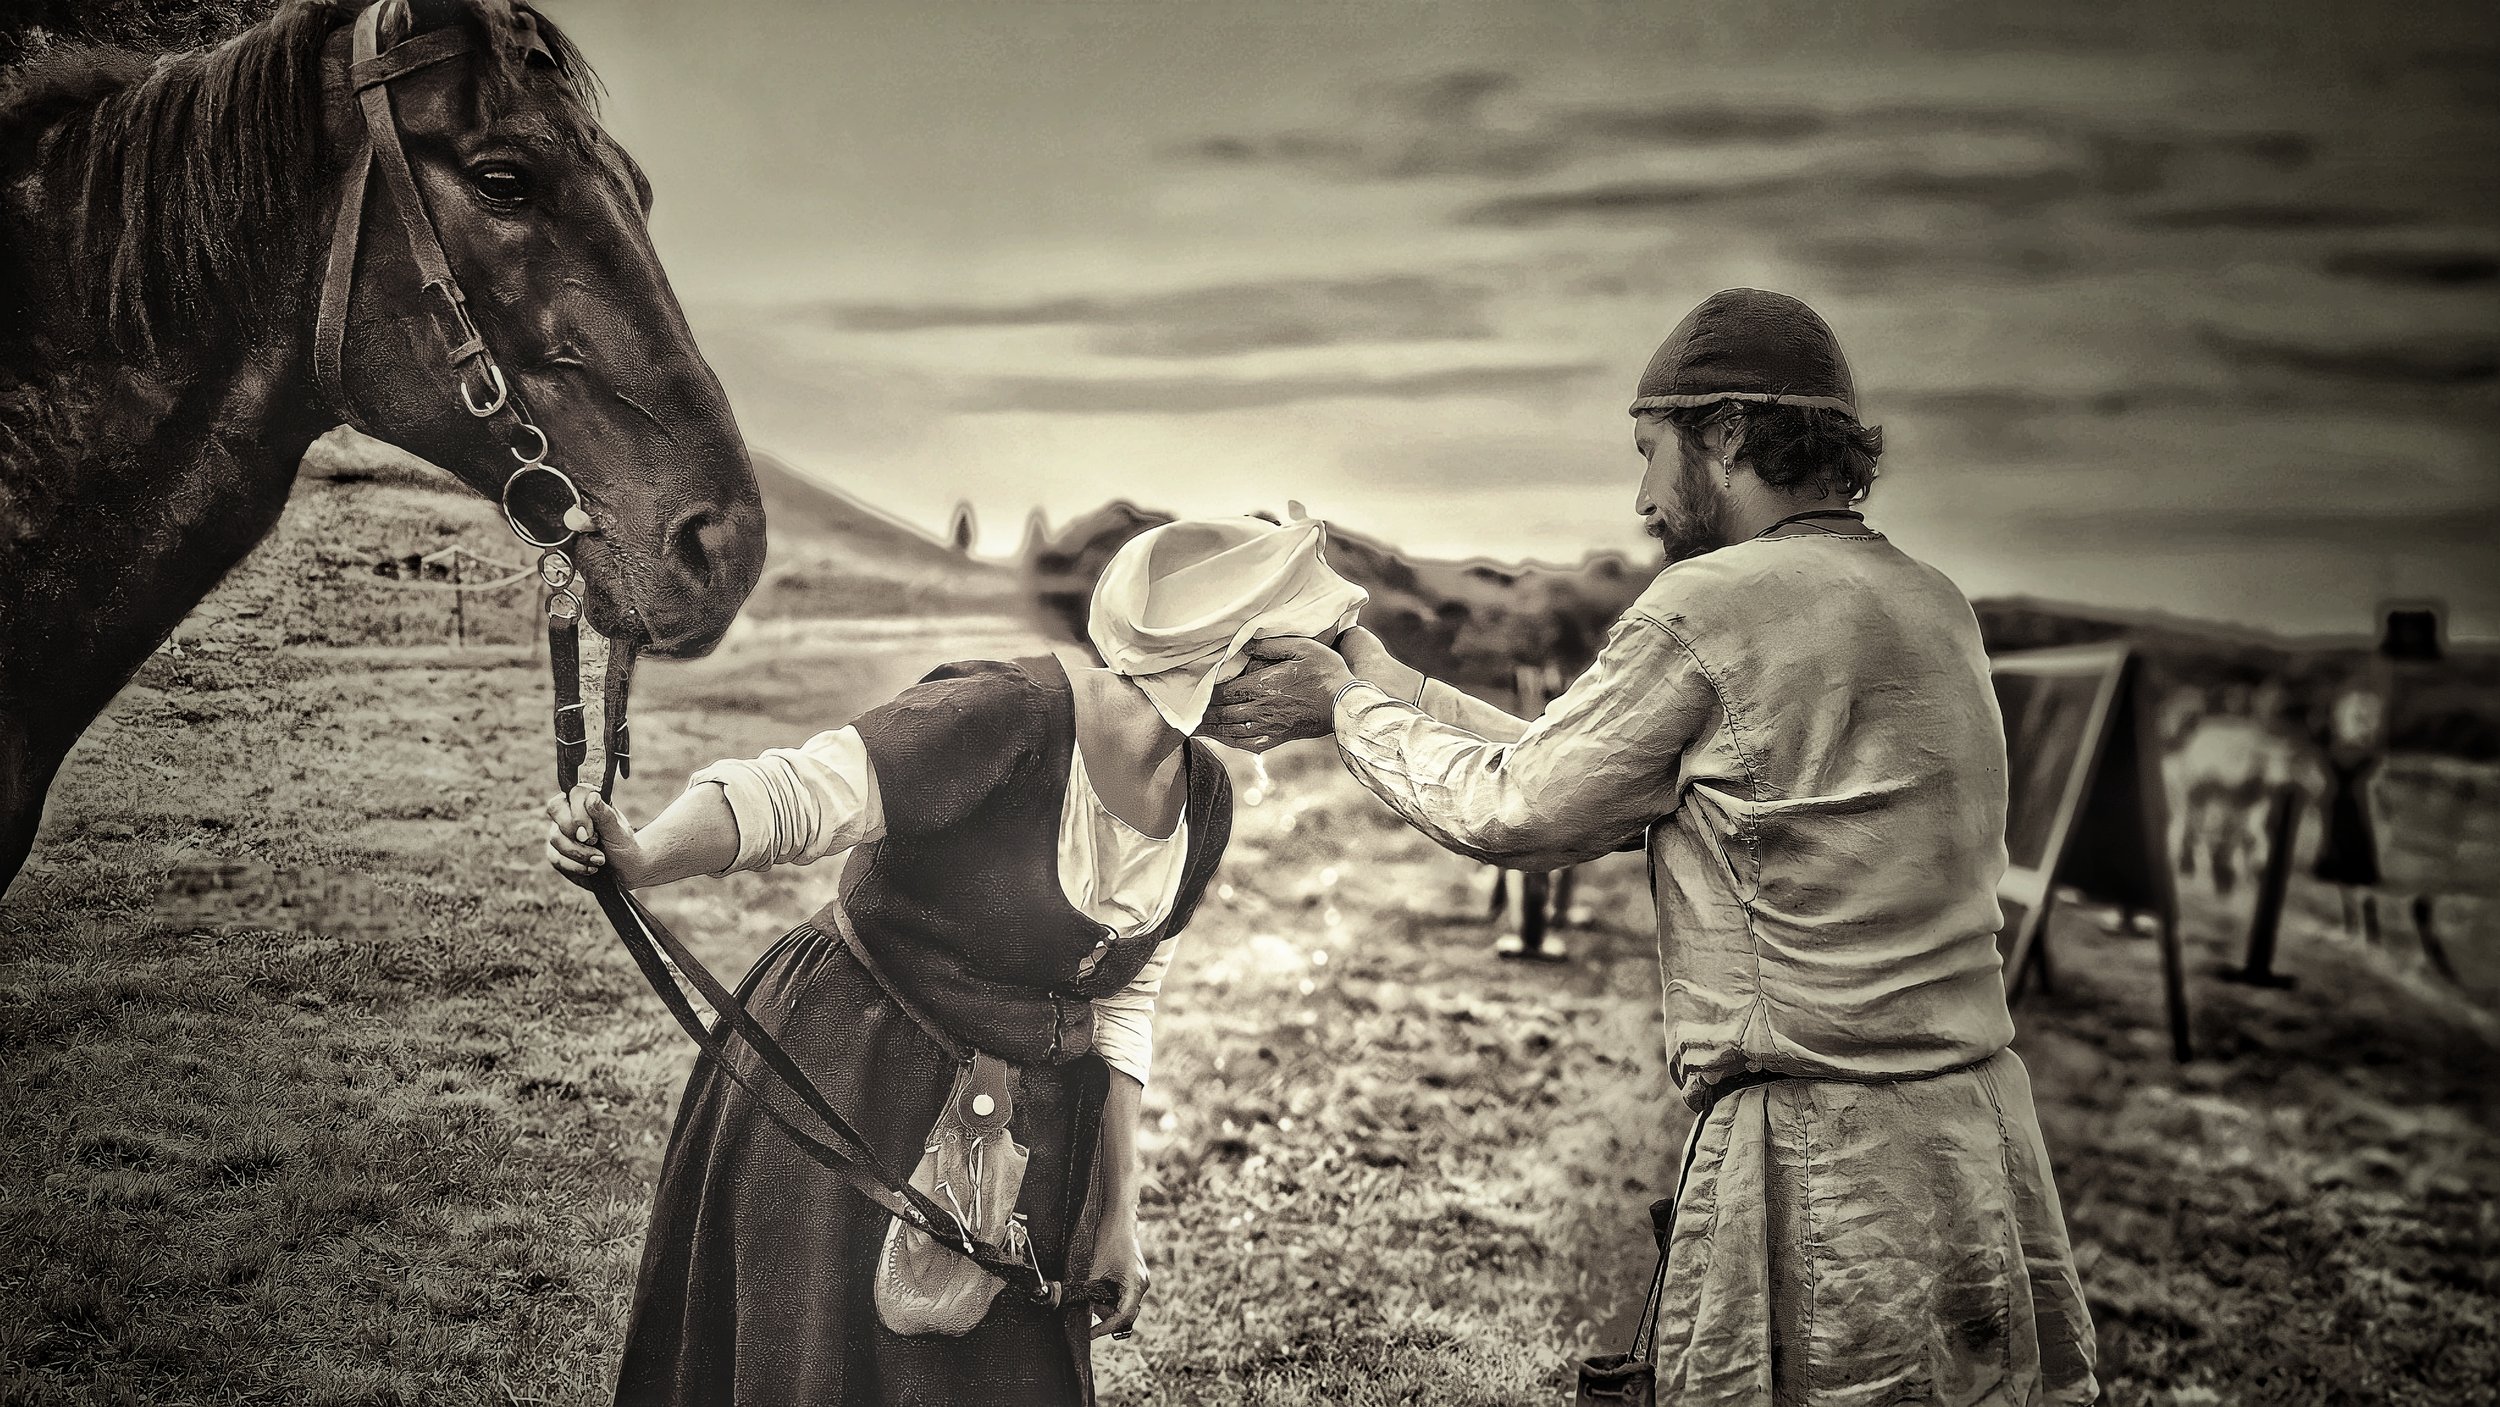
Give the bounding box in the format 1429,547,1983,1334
2225,783,2303,988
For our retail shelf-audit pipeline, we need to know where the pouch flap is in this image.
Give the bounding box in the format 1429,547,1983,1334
956,1052,1014,1135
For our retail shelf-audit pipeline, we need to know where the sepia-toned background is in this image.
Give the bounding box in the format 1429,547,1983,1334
3,1,2494,1404
546,0,2497,638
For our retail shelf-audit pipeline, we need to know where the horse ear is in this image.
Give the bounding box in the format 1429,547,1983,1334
414,0,557,71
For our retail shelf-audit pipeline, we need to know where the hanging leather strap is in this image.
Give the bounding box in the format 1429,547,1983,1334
587,879,1057,1299
598,640,635,795
549,612,587,791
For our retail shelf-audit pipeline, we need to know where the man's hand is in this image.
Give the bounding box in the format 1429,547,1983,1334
1202,636,1355,753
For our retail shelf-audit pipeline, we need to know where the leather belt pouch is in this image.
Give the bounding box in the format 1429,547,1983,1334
874,1051,1032,1336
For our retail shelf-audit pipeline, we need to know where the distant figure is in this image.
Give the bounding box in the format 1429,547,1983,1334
2313,687,2386,941
2312,684,2463,982
1492,660,1574,961
2169,702,2307,898
948,499,979,556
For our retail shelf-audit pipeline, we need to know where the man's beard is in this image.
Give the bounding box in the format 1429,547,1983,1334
1645,449,1732,565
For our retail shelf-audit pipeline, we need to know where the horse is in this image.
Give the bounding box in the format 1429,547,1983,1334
2163,709,2314,897
0,0,767,893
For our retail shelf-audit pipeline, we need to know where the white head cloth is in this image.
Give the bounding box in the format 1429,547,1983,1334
1088,516,1368,734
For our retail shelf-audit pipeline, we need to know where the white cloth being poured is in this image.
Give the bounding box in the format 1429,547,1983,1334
1087,516,1369,734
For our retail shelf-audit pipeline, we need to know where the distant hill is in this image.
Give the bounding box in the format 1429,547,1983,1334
749,449,964,570
217,443,2498,760
741,449,1020,618
178,431,1024,650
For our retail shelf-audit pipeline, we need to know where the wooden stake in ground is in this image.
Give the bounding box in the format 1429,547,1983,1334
2225,783,2303,989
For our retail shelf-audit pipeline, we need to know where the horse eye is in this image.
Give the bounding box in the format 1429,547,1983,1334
473,166,531,205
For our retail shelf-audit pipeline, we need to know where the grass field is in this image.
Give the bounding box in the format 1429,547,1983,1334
4,468,2496,1404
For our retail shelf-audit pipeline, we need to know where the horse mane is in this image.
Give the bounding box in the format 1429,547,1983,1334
0,0,601,365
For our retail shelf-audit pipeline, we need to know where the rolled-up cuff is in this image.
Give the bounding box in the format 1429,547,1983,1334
684,766,773,876
1092,998,1154,1087
1330,677,1400,727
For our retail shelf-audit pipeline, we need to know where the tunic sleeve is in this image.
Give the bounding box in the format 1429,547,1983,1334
1332,611,1712,871
846,661,1051,838
1417,676,1532,743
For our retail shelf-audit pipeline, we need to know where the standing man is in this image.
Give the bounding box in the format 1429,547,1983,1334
1208,289,2097,1404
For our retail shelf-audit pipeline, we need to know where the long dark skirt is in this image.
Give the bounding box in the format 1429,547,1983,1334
615,922,1108,1406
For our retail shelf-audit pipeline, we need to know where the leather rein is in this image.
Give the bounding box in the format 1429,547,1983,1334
315,0,1064,1307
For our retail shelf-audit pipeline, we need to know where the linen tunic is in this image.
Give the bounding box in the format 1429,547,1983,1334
615,656,1232,1407
1333,532,2097,1405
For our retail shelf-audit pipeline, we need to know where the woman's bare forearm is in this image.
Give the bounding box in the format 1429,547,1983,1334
621,783,742,888
1096,1069,1144,1230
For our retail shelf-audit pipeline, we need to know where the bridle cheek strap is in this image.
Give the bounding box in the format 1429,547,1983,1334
313,6,490,429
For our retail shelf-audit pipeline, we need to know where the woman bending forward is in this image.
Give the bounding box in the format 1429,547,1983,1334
545,517,1364,1405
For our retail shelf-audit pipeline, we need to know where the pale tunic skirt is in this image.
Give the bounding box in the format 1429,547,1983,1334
1653,1050,2099,1406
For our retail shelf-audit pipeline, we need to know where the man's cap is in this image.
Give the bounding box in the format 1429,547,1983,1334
1629,288,1857,419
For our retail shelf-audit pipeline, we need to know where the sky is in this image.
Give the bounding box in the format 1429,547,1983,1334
546,0,2498,639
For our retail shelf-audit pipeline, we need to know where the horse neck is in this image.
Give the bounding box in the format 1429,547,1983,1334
0,281,331,754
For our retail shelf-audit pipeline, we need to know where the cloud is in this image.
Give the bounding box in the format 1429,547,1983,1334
811,274,1495,358
1784,230,2082,286
1454,123,2330,230
2323,249,2500,287
2048,503,2500,550
1351,431,1634,491
1888,385,2248,419
1461,173,1820,226
1556,103,1837,146
1180,69,1568,182
2126,202,2421,232
2198,328,2500,387
1176,64,2327,231
961,360,1603,415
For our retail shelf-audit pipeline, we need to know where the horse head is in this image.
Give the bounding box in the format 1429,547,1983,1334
318,0,763,657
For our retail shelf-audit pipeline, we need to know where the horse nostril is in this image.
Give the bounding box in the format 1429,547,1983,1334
668,509,719,590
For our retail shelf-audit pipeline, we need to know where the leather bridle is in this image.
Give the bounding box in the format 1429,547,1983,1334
316,0,634,792
314,0,1067,1309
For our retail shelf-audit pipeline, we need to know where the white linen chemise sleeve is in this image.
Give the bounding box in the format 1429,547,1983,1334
693,721,1182,1088
686,726,888,877
1090,937,1176,1088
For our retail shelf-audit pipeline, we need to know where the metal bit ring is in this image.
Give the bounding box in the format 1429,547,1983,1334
503,460,583,549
